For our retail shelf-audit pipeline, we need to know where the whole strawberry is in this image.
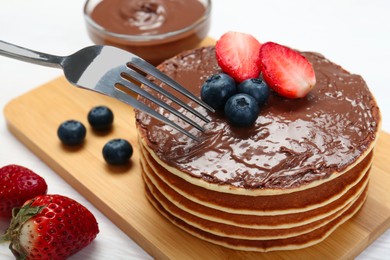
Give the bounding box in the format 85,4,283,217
0,164,48,219
0,194,99,259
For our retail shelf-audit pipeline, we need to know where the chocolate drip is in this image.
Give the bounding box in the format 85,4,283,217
136,47,380,189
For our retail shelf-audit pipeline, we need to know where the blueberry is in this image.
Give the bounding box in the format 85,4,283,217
201,73,236,110
102,139,133,165
88,105,114,131
237,78,270,106
57,120,86,145
224,94,259,127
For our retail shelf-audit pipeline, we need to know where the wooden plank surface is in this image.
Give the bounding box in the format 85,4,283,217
3,76,390,259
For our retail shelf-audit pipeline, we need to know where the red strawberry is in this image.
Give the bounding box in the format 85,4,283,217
259,42,316,98
0,164,48,219
215,31,262,82
0,194,99,259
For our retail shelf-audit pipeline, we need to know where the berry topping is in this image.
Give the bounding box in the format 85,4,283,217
259,42,316,98
237,78,270,107
224,93,259,127
88,105,114,131
201,73,236,110
102,138,133,165
0,165,47,219
215,31,262,82
57,120,86,145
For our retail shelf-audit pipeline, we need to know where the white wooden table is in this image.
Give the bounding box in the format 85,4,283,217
0,1,389,259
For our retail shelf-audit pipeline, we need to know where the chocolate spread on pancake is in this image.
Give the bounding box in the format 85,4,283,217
136,47,380,189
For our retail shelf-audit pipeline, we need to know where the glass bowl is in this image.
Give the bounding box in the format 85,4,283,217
84,0,212,65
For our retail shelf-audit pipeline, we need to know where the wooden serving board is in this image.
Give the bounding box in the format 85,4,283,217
3,79,390,259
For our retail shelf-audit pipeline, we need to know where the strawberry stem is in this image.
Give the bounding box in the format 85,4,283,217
0,201,44,259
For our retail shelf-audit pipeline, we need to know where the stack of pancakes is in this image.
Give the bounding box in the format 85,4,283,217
135,46,381,251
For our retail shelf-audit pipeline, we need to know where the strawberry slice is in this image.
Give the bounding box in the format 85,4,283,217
216,31,262,83
259,42,316,98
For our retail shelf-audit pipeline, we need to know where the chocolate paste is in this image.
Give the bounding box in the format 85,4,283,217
135,47,380,189
87,0,210,65
90,0,205,36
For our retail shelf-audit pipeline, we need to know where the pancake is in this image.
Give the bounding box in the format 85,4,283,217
145,182,368,252
142,168,368,240
140,143,372,229
140,141,373,215
135,46,381,251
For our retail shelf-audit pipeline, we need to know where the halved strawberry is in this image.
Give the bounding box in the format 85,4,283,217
259,42,316,99
215,31,262,83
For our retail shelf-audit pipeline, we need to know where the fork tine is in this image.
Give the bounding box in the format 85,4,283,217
128,57,215,113
115,76,205,132
121,66,211,123
110,88,199,141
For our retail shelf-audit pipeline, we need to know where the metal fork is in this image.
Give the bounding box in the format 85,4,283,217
0,40,214,141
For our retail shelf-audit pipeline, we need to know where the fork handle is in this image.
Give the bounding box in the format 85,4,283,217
0,40,63,68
